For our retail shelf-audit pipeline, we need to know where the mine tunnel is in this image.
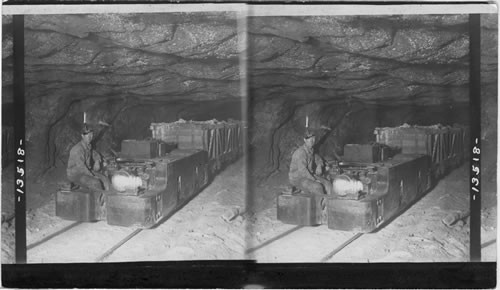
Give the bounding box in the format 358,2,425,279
1,12,497,264
244,15,497,263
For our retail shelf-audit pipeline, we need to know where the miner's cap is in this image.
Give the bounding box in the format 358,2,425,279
304,130,315,139
81,124,93,135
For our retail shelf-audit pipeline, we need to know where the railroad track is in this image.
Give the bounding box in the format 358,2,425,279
27,221,83,251
245,225,364,262
320,232,363,262
95,228,143,262
28,220,364,263
27,221,147,263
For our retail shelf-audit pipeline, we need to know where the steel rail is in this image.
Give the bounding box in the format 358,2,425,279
95,228,143,262
26,220,143,263
320,232,364,262
244,222,365,263
245,225,304,255
27,221,83,251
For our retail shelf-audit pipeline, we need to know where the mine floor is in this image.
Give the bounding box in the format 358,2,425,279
249,163,497,262
1,160,497,263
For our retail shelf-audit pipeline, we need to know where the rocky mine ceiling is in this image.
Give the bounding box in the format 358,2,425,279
2,13,240,105
2,14,498,106
247,15,496,105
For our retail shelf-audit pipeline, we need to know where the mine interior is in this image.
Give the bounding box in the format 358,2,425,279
1,13,497,263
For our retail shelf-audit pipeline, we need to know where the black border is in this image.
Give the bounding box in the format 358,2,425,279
1,262,497,288
13,14,27,264
469,14,482,263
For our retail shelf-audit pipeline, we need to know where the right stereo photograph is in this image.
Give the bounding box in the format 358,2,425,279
245,13,497,263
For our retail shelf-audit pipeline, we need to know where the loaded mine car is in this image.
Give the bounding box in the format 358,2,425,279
277,124,469,233
56,119,245,228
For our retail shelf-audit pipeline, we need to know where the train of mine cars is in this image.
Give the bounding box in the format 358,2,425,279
56,120,245,228
277,124,470,233
57,121,469,233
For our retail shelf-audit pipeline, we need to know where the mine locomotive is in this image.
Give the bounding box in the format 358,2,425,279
56,119,245,228
277,124,469,233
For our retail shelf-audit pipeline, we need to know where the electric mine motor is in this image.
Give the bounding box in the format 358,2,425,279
56,119,244,229
277,124,469,233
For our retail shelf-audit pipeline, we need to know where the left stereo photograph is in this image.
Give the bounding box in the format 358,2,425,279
1,10,248,263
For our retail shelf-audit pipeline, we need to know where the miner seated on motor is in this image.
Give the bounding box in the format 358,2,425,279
67,124,110,192
288,130,333,195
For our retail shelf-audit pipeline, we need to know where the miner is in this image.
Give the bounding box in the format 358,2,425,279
288,130,332,195
67,124,110,191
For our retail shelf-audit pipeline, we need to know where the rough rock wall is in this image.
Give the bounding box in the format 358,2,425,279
480,14,497,204
2,16,13,116
2,13,240,177
248,14,497,180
